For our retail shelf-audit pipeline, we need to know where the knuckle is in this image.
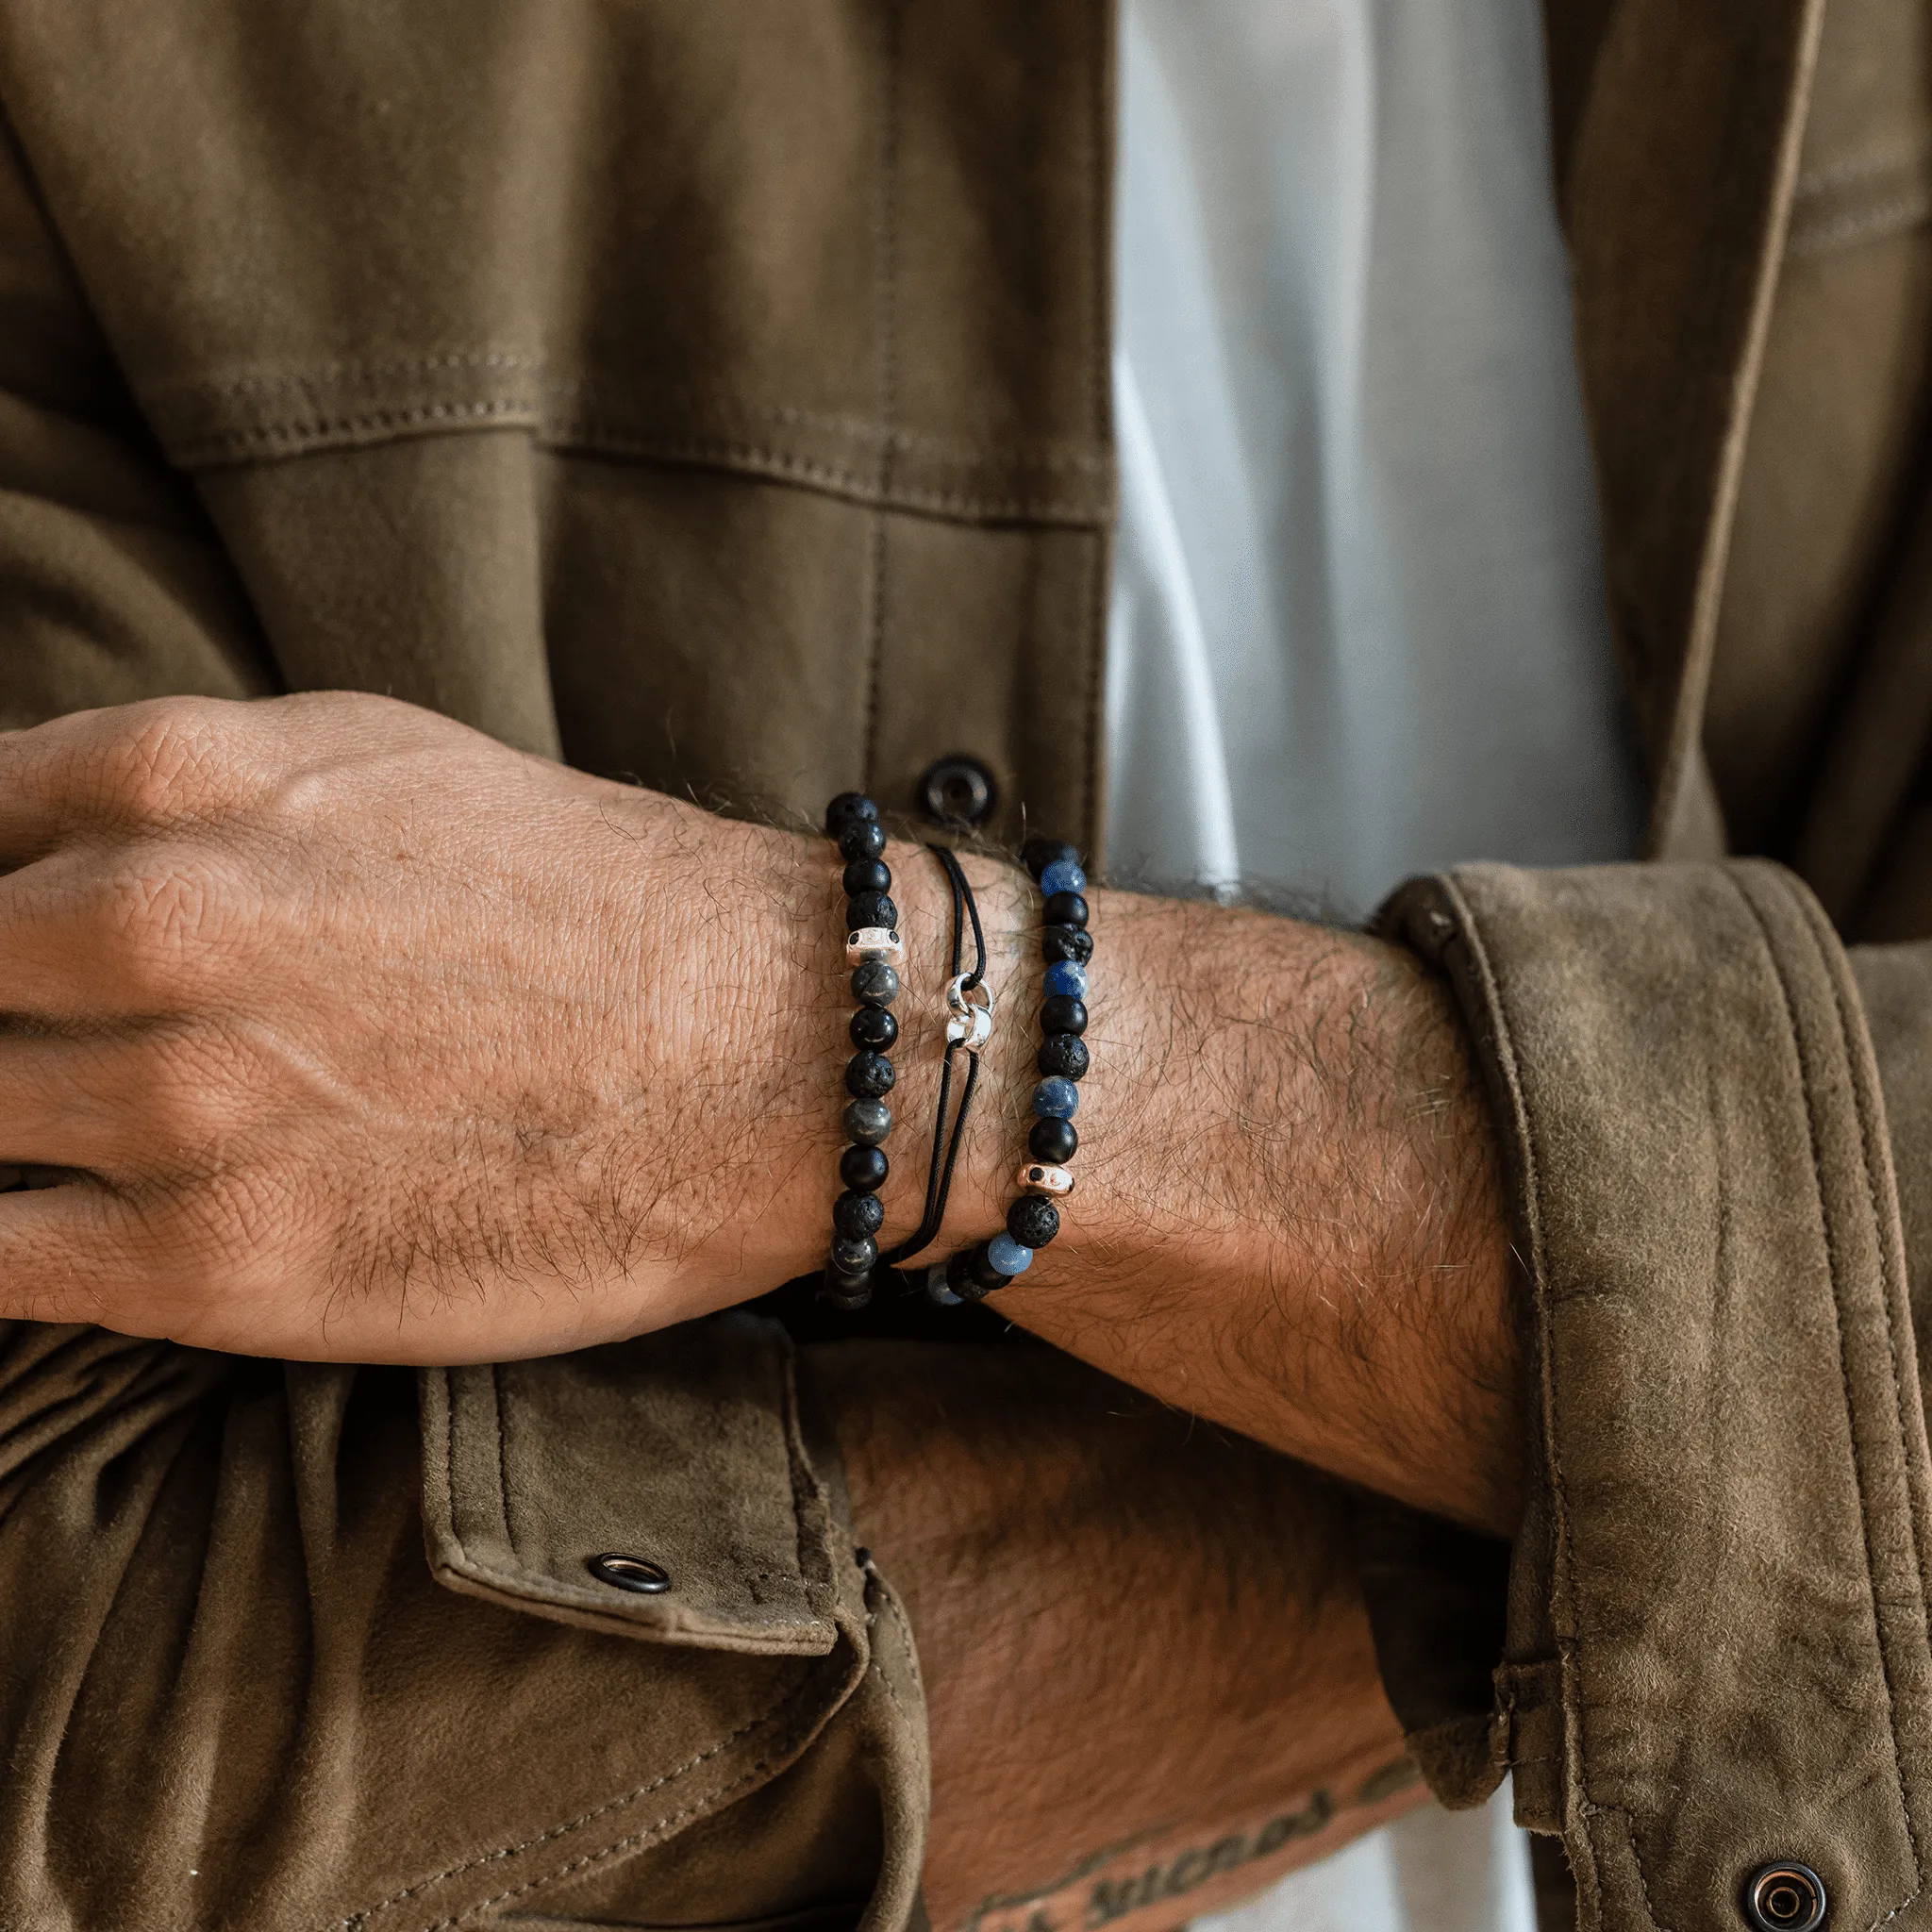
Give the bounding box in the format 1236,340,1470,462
88,700,253,828
92,856,244,1003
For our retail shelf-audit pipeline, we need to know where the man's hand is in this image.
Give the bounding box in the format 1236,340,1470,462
0,691,1519,1530
0,691,859,1358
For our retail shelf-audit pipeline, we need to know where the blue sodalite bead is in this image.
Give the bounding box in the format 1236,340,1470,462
1033,1076,1080,1119
1043,959,1088,1000
1040,858,1087,898
987,1232,1034,1276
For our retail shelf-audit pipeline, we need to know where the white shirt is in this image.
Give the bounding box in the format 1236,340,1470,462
1107,0,1641,920
1106,0,1636,1925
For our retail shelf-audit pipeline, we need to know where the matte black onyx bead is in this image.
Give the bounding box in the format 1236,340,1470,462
1007,1195,1059,1248
1039,1033,1091,1080
851,961,901,1007
943,1246,1000,1303
846,891,897,931
840,1143,890,1192
834,1189,886,1239
838,819,888,863
968,1241,1016,1290
824,792,879,838
1043,891,1089,929
830,1233,878,1274
849,1006,899,1051
844,1098,892,1144
1029,1115,1078,1163
1022,837,1081,883
1041,924,1094,965
845,1050,896,1099
842,858,891,898
1041,994,1088,1037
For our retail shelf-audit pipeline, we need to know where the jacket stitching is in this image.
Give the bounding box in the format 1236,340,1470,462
397,1707,829,1932
491,1363,515,1565
1780,872,1932,1919
1787,879,1932,1621
1729,866,1923,1924
178,358,1110,471
1432,874,1605,1928
858,0,901,794
337,1661,836,1930
172,409,1108,523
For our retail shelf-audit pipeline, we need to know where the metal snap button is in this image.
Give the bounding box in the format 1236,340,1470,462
918,754,997,827
1744,1863,1826,1932
586,1553,672,1594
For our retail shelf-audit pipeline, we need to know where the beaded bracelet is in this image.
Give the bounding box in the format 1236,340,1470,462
822,791,902,1310
929,838,1091,1304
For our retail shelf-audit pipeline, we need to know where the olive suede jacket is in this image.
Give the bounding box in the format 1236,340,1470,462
0,3,1928,1931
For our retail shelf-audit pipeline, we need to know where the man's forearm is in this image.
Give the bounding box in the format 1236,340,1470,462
808,1338,1424,1932
855,849,1522,1536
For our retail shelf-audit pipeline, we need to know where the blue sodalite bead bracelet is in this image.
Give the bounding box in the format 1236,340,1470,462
823,791,903,1310
932,836,1091,1304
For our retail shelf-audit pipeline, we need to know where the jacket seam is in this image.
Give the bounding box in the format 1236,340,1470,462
335,1657,842,1932
1432,875,1607,1922
1727,865,1922,1926
1786,876,1932,1624
174,410,1109,525
165,359,1111,472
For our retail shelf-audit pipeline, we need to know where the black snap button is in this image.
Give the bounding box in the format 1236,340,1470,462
1744,1863,1826,1932
918,754,997,827
586,1552,672,1595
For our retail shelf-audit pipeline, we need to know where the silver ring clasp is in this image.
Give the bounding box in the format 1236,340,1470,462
944,974,995,1050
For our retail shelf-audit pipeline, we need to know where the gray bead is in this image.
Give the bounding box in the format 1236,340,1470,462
843,1099,893,1145
851,961,901,1007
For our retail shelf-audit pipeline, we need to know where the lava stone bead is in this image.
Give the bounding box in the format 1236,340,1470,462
1022,837,1082,880
1039,1033,1090,1080
844,1098,893,1144
830,1233,877,1274
1041,994,1088,1036
1043,959,1089,1000
1007,1195,1060,1248
842,858,891,898
840,1143,890,1192
849,1006,900,1052
1033,1075,1080,1119
851,960,901,1007
846,891,897,931
1043,890,1089,929
833,1189,886,1239
839,818,888,863
1041,924,1094,965
825,792,879,838
845,1050,896,1099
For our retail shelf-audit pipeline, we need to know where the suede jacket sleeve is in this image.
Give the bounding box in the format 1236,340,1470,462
1365,859,1932,1932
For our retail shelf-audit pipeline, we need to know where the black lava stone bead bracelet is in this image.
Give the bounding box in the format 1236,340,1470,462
930,836,1091,1304
822,791,903,1310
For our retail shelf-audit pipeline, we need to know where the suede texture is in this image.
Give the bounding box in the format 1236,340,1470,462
0,3,1930,1930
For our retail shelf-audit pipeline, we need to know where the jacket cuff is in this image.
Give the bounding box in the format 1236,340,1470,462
1372,860,1932,1932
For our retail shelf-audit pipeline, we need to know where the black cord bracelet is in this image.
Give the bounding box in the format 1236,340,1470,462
877,843,991,1273
927,837,1091,1305
821,791,903,1311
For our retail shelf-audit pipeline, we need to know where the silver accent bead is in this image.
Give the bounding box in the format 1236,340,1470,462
1018,1161,1075,1196
944,974,995,1050
846,926,905,967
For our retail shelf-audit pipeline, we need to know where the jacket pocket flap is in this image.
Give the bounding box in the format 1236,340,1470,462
422,1313,846,1657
